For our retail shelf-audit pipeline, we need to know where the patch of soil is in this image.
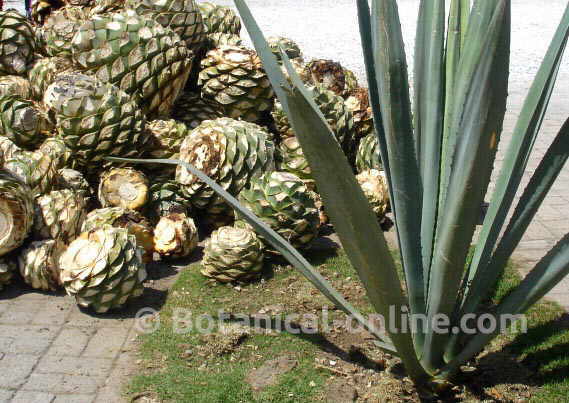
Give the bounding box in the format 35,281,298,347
197,323,250,358
246,354,299,392
325,378,358,402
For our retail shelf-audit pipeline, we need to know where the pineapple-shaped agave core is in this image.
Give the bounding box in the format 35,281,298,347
60,226,147,313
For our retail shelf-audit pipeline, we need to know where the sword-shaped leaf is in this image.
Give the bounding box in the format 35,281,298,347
461,117,569,320
439,0,469,219
422,0,509,371
414,0,445,292
234,0,430,383
460,3,569,317
441,232,569,378
370,0,426,323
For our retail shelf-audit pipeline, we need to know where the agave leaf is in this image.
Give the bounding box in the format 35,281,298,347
371,0,426,324
414,0,445,292
106,156,396,353
437,0,504,215
460,3,569,317
282,56,429,383
439,0,468,218
422,0,509,371
441,232,569,378
459,0,471,50
461,117,569,321
356,0,390,180
235,0,430,382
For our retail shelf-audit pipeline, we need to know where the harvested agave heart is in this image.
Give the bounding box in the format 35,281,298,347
0,76,32,99
44,73,148,168
19,239,65,291
201,226,264,284
60,225,147,313
125,0,206,53
82,207,155,263
0,171,34,257
198,46,274,123
71,10,193,119
0,11,38,76
237,171,319,252
98,168,149,211
153,212,198,258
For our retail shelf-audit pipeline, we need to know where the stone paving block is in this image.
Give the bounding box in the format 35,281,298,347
64,309,109,329
539,219,569,230
524,221,554,241
31,299,73,326
536,205,566,221
94,386,123,403
36,356,113,377
1,305,38,325
0,337,13,352
22,373,64,393
65,307,132,329
53,394,95,403
517,239,553,251
0,300,10,318
22,373,104,395
11,390,55,403
0,389,14,403
59,375,105,395
82,327,129,359
104,355,136,389
6,326,58,355
0,354,40,389
46,327,95,357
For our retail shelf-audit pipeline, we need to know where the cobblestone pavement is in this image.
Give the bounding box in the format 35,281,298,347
0,261,178,402
1,1,569,402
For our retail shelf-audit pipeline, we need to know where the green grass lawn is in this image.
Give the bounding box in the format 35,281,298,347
127,249,569,402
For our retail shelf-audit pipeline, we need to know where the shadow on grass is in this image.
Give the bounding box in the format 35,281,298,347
503,312,569,385
222,314,385,372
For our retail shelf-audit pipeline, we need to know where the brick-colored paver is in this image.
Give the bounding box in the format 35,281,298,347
1,1,568,402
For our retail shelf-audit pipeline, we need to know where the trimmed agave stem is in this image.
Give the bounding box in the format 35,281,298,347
82,208,155,264
0,171,34,256
356,169,390,220
98,168,149,211
0,76,31,99
34,189,87,243
60,225,147,313
201,225,264,283
154,212,199,258
19,240,64,291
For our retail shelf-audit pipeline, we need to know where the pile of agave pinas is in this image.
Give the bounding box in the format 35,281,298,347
0,0,389,313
